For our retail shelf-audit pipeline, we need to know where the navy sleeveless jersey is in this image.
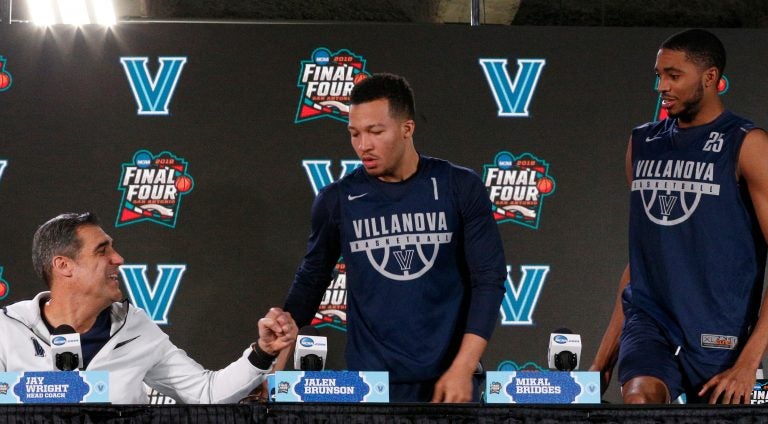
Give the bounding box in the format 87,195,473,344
284,155,507,384
627,110,766,365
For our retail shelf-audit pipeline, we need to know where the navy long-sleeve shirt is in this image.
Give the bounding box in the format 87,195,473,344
284,155,507,383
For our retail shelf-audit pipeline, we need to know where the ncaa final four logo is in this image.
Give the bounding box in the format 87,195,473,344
312,259,348,331
295,47,370,124
116,150,194,228
0,266,10,300
0,56,12,92
483,152,556,229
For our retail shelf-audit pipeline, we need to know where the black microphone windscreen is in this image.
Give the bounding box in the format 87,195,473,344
52,324,76,335
298,325,319,336
553,327,574,334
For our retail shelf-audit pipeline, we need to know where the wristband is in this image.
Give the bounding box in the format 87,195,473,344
248,342,278,370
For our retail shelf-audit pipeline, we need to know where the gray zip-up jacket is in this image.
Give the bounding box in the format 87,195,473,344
0,292,272,404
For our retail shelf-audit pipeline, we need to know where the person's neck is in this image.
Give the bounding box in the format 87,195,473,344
43,294,107,334
677,99,724,129
377,150,420,183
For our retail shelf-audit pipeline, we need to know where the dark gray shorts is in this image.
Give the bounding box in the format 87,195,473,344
618,297,733,403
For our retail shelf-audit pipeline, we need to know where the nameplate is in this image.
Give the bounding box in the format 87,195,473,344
485,371,600,404
0,371,109,404
274,371,388,402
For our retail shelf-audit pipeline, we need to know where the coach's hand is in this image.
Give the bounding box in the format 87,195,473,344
698,364,756,404
257,308,297,356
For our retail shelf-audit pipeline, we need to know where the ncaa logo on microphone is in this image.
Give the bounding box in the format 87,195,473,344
299,337,316,348
553,335,568,344
52,337,67,346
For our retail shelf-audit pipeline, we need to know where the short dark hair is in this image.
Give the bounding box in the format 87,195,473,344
32,212,100,286
661,29,726,78
350,73,415,120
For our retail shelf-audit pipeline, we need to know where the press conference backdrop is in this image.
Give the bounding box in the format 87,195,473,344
1,24,766,404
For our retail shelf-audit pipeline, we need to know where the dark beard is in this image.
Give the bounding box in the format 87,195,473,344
668,83,704,123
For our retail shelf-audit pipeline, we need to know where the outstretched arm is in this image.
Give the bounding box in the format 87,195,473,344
590,264,630,394
699,128,768,404
590,137,633,395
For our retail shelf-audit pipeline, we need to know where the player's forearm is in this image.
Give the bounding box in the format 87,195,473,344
449,333,488,374
591,301,623,370
591,265,630,370
734,303,768,370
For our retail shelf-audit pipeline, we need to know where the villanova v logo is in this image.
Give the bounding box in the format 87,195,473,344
500,264,549,325
302,159,362,195
0,160,7,183
479,58,545,117
393,250,415,271
119,264,186,324
658,195,678,217
121,57,187,115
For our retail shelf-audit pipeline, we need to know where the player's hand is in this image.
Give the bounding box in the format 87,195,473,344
698,364,756,404
431,366,473,403
257,308,297,356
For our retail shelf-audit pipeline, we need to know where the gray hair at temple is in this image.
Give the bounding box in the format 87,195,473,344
32,212,100,286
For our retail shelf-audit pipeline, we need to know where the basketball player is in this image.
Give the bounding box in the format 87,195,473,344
283,73,507,402
591,29,768,404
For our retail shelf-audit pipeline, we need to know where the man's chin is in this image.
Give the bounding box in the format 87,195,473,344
111,290,124,302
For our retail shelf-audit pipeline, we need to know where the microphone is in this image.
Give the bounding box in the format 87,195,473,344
547,327,581,371
50,325,83,371
293,326,327,371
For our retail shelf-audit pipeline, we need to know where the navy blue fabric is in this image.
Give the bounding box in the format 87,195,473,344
389,374,483,402
626,111,766,369
80,307,111,369
618,286,730,402
285,155,506,386
41,301,111,370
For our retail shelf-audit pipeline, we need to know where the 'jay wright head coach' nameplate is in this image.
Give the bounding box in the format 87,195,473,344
0,371,109,404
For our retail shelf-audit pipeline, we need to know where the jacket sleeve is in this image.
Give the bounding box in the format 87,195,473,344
453,167,508,340
142,316,273,404
283,184,342,328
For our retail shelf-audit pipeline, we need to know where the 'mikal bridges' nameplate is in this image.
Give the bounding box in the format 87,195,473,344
485,371,600,404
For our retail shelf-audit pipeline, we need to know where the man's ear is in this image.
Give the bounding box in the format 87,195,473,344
51,255,74,279
402,119,415,139
703,67,719,89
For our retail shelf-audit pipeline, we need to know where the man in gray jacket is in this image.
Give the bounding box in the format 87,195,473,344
0,212,297,404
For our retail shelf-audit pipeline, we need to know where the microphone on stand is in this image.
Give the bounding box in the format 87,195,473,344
50,325,83,371
293,326,327,371
547,327,581,371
